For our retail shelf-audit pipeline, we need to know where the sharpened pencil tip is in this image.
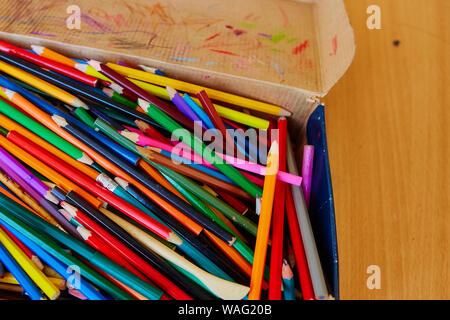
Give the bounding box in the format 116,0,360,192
102,87,114,97
0,87,15,99
165,86,177,99
279,109,292,117
113,177,129,189
86,59,102,71
30,44,44,55
137,98,150,112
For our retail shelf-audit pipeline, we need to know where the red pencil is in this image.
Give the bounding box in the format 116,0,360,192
7,130,179,245
87,60,194,131
61,202,191,300
58,208,149,282
285,186,315,300
196,90,236,155
268,118,288,299
215,189,249,215
0,40,98,87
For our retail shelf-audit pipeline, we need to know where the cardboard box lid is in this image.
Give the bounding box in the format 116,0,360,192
0,0,355,128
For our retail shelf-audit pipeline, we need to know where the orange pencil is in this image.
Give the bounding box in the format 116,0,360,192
0,113,99,180
0,135,101,208
249,141,279,300
31,45,78,68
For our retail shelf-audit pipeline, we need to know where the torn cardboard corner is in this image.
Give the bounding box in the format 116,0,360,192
0,0,354,141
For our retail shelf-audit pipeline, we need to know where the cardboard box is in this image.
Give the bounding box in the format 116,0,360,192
0,0,355,299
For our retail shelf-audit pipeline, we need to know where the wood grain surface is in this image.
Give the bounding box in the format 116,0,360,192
324,0,449,299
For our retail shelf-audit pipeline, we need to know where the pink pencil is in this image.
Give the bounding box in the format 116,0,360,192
120,128,302,186
301,145,314,208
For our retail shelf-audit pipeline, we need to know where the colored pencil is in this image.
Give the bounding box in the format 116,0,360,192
134,120,173,145
0,113,99,182
103,87,138,109
129,78,270,129
30,45,78,68
93,118,238,245
0,194,157,300
106,62,291,116
301,145,314,208
0,145,82,240
0,224,44,270
74,62,112,82
286,137,328,300
0,226,60,299
183,93,215,130
196,89,236,154
0,40,98,86
0,133,101,208
139,64,166,76
102,208,250,300
0,92,93,165
112,177,241,281
282,259,296,300
0,144,58,204
62,194,202,300
0,169,58,225
0,52,155,125
56,114,217,240
0,73,140,167
0,55,87,108
268,117,287,300
141,148,253,201
166,86,205,127
138,99,262,198
249,141,279,300
0,241,45,300
87,60,195,131
9,130,179,246
59,206,155,284
215,189,249,215
1,221,106,300
285,183,315,300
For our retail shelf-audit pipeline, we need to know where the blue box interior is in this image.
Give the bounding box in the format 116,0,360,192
306,104,338,299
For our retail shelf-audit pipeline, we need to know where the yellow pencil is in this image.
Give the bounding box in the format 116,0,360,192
0,228,60,299
106,62,290,117
127,78,270,129
0,272,66,290
248,141,279,300
0,60,87,109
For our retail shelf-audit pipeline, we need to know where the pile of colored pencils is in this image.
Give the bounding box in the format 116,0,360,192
0,39,328,300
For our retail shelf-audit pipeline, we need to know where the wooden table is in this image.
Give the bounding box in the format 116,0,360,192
324,0,449,299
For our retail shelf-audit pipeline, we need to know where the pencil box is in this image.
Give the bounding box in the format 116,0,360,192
0,0,355,299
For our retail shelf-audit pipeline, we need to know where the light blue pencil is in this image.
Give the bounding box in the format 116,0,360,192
183,94,215,130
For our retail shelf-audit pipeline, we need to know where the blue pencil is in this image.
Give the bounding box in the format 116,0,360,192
0,260,4,277
183,94,215,130
1,221,106,300
0,240,44,300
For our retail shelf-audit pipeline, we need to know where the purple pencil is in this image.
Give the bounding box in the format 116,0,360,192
301,145,314,209
166,86,207,129
0,145,58,204
0,153,82,240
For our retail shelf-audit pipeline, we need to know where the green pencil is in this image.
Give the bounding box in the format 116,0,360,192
138,99,262,198
0,98,92,165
